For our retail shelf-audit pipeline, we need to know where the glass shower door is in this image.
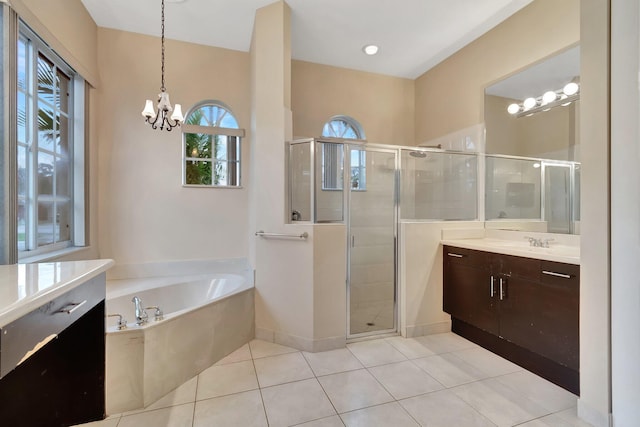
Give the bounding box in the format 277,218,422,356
347,146,397,337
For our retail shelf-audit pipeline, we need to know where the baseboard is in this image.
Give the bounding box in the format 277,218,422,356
405,320,451,338
255,327,345,352
577,399,612,427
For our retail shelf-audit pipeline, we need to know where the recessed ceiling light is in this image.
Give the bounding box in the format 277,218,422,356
363,44,379,55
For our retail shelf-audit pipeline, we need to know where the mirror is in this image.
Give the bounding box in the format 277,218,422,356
484,46,581,234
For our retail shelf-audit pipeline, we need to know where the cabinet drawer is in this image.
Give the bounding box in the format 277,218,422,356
495,254,541,281
540,261,580,287
443,246,489,268
0,273,106,378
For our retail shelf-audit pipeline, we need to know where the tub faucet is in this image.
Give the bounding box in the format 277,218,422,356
132,296,148,325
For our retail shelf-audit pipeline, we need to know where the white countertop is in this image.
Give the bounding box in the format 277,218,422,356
441,238,580,265
0,259,114,327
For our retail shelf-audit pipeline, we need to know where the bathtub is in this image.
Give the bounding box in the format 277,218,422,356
104,267,255,414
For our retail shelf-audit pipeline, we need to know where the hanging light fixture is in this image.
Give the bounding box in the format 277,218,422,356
141,0,184,131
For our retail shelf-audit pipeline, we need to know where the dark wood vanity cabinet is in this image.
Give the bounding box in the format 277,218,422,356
443,245,579,394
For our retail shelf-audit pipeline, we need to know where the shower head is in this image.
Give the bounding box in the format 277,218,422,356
408,151,428,158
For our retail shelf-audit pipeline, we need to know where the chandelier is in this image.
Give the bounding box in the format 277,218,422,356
141,0,183,131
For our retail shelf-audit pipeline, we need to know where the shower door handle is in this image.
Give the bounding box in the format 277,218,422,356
351,235,355,247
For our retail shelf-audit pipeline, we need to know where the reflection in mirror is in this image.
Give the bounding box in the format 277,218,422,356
484,46,580,161
485,155,580,234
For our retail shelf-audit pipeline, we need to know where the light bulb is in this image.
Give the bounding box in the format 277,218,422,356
563,82,579,96
542,91,557,105
523,97,537,110
533,163,541,168
507,103,520,115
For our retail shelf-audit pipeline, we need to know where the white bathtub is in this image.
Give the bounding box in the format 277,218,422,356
106,273,250,331
105,265,255,414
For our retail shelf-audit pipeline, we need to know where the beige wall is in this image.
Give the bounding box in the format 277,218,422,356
415,0,580,144
292,60,415,145
96,28,251,265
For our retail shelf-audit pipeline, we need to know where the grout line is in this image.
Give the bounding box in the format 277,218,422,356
249,345,271,426
190,373,200,427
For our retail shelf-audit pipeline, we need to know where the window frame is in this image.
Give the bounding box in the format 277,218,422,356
17,22,85,259
181,101,245,188
321,115,367,191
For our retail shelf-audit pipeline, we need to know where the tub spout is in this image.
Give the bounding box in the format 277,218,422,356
132,296,148,325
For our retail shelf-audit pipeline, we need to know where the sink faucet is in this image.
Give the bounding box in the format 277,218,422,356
524,236,554,248
132,296,148,325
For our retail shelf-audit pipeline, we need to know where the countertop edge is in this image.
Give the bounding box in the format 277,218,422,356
0,259,114,328
441,240,580,265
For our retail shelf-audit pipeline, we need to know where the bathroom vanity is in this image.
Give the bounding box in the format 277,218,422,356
0,259,113,426
441,238,579,394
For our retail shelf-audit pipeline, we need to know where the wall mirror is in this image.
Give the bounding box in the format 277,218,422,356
484,46,580,234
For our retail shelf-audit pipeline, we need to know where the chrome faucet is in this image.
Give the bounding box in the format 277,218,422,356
132,296,148,325
524,236,554,248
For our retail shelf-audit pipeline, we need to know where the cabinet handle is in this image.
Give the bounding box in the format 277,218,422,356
447,253,464,258
499,277,504,300
490,275,495,297
542,270,572,279
58,300,87,315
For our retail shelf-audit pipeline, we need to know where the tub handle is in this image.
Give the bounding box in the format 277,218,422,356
145,306,164,321
107,313,128,330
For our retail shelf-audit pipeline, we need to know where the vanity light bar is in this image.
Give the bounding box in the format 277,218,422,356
507,82,580,118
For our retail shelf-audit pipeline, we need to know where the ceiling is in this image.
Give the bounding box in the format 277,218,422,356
80,0,533,79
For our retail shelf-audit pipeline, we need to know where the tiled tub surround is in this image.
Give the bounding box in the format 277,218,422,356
105,261,255,414
74,333,592,427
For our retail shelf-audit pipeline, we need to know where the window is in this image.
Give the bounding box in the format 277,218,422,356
182,101,244,187
321,115,366,190
17,23,85,256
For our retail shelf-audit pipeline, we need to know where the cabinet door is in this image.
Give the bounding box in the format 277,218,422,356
499,260,579,370
443,248,499,335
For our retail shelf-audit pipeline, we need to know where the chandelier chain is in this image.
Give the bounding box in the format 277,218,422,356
160,0,165,92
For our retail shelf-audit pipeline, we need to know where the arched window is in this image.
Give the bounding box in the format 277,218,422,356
182,101,244,187
321,115,367,190
321,115,366,140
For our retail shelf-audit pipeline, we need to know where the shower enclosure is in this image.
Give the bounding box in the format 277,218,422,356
288,139,398,338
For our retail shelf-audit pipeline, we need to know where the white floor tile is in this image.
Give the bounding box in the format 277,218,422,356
385,336,437,359
117,403,194,427
294,415,345,426
193,390,267,427
346,339,407,367
254,351,315,387
249,339,299,359
261,378,336,427
494,370,578,413
303,348,364,377
368,360,444,399
196,359,258,400
414,332,478,354
451,378,551,427
317,369,394,413
452,346,522,377
400,389,496,427
412,353,488,387
340,401,419,427
215,343,253,365
554,407,596,426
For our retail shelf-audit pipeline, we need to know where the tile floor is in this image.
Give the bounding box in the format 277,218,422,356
75,333,593,427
